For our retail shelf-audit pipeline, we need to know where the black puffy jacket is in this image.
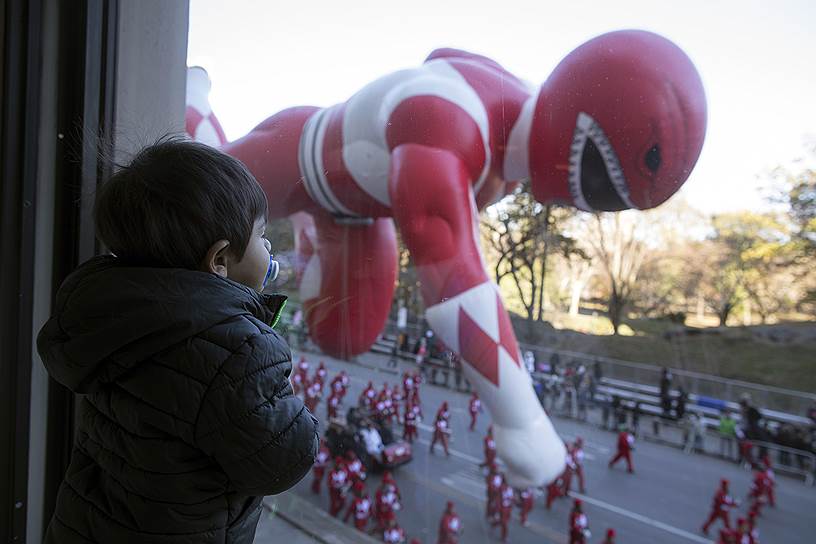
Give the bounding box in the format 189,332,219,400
37,256,318,543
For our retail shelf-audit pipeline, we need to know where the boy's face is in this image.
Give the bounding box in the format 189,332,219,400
228,217,272,292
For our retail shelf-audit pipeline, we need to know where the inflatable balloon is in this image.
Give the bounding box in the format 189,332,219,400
185,30,707,486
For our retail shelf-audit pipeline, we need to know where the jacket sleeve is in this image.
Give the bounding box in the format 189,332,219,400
194,330,318,496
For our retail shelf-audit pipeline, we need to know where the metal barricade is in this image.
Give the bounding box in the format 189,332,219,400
746,440,816,486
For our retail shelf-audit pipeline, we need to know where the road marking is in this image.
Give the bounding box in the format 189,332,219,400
570,492,714,544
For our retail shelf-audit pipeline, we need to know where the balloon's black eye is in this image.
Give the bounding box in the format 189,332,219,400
645,144,661,172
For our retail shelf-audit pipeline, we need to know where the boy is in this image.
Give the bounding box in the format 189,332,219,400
37,138,319,543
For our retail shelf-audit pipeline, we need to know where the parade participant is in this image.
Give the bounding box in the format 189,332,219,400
571,437,587,492
718,528,737,544
485,465,503,521
383,470,402,502
569,499,590,544
492,480,515,542
297,356,310,378
436,401,450,421
304,380,321,413
608,427,635,473
411,373,423,418
382,516,407,544
292,366,306,396
327,391,341,420
760,455,776,508
360,380,378,410
734,518,751,544
480,426,497,468
517,487,534,527
375,478,402,532
746,511,760,544
330,372,345,398
314,360,328,386
438,501,462,544
430,402,452,456
343,480,372,532
391,384,404,423
311,440,331,494
403,372,415,400
602,528,616,544
339,370,350,395
328,457,350,517
381,383,397,425
373,394,390,424
468,392,483,431
403,400,419,443
747,470,767,518
345,450,367,484
702,479,737,535
545,471,567,510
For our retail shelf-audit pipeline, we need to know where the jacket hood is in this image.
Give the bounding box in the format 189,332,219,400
37,255,287,394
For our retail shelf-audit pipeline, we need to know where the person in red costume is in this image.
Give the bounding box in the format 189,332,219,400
569,499,590,544
326,391,341,420
314,360,328,386
291,362,307,397
480,426,497,468
702,479,737,535
311,440,331,494
608,428,635,473
402,372,415,400
437,501,462,544
410,386,422,419
360,380,377,410
328,457,349,517
492,480,515,542
570,437,587,492
545,471,567,510
516,486,534,527
375,477,402,532
382,516,407,544
602,528,616,544
485,464,503,522
430,402,452,455
345,449,367,484
746,511,760,544
747,470,767,518
186,29,707,487
343,480,372,532
403,400,419,443
304,380,321,413
382,471,402,502
330,372,345,399
297,356,310,378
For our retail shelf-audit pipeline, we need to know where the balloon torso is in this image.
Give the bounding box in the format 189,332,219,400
299,57,530,220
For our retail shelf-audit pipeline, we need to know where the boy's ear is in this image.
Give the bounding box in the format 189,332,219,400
202,239,231,277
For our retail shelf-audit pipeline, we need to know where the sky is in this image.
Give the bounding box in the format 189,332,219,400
187,0,816,215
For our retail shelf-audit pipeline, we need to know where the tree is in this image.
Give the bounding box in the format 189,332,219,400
581,212,650,334
766,148,816,316
481,182,578,322
704,211,794,325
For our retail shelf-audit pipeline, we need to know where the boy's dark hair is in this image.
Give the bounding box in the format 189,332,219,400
94,136,268,270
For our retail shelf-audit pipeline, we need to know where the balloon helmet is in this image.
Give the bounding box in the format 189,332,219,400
529,30,706,212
